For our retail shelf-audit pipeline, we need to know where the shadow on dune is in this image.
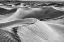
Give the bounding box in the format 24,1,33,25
17,7,64,21
0,8,17,15
0,29,21,42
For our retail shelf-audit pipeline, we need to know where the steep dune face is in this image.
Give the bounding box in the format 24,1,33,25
17,19,64,42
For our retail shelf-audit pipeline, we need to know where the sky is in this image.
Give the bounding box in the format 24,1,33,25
21,0,64,1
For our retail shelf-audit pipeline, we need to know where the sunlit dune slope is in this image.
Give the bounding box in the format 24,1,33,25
17,19,64,42
12,7,64,21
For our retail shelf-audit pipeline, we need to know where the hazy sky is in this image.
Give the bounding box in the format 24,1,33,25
21,0,64,1
0,0,64,1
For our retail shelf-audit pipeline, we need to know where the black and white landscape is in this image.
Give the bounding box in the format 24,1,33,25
0,1,64,42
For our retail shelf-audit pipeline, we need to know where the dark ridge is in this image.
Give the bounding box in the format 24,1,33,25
0,29,21,42
11,32,21,42
12,27,18,34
